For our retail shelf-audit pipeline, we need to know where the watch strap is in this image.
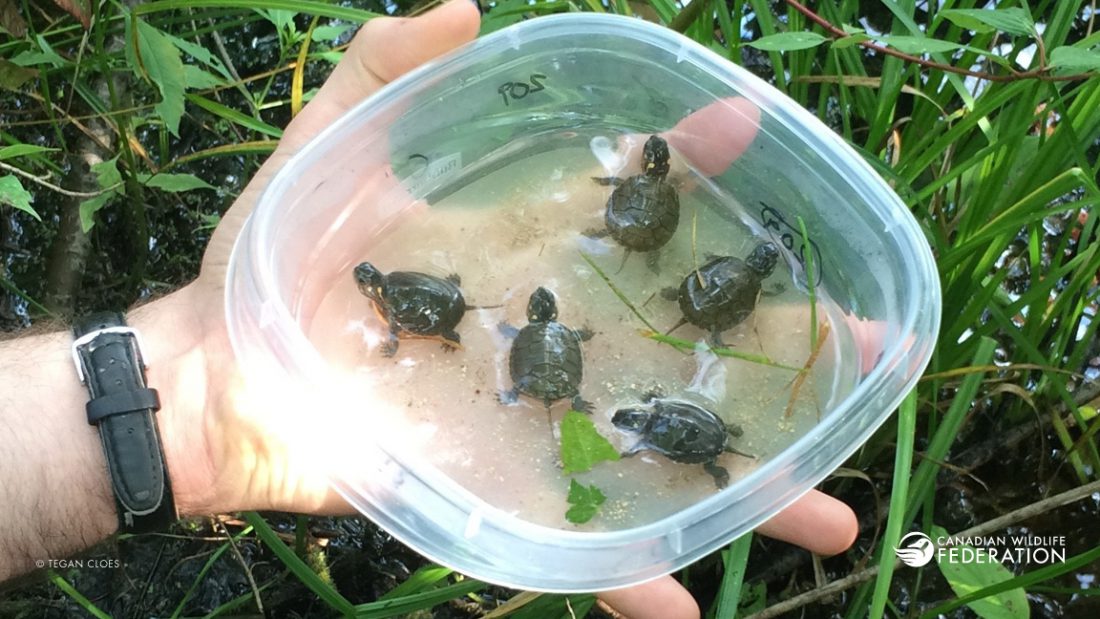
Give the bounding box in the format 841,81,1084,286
73,311,176,532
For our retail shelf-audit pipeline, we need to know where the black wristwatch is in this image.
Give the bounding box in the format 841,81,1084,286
72,312,177,533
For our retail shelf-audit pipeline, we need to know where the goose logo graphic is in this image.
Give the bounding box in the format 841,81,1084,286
895,532,935,567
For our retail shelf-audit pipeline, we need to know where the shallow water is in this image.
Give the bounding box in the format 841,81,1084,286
308,133,859,530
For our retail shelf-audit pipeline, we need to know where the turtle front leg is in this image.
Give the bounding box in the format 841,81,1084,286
575,326,595,342
704,462,730,489
708,329,727,349
497,322,520,339
440,330,462,353
570,394,594,414
498,387,520,405
380,324,401,357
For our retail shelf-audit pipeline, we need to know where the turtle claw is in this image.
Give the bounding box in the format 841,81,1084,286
497,322,520,339
575,326,595,342
645,251,661,274
498,388,520,406
440,331,462,353
642,386,666,402
445,273,462,286
582,227,610,240
660,286,679,302
570,395,594,414
704,462,730,489
380,331,400,357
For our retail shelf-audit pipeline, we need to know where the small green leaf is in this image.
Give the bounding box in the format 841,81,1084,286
0,144,58,160
91,157,122,192
139,172,215,192
79,193,112,232
126,17,186,136
0,58,37,90
312,24,354,41
831,33,870,50
565,479,606,524
559,410,620,475
747,31,828,52
940,8,1035,37
0,175,38,220
182,65,223,89
1048,46,1100,72
932,525,1029,619
878,35,961,54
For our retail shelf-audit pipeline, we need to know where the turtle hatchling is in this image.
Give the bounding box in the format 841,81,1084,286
612,392,753,488
354,262,468,357
499,287,593,415
590,135,681,272
665,242,780,347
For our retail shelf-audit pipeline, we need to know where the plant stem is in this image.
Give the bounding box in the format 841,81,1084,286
783,0,1094,82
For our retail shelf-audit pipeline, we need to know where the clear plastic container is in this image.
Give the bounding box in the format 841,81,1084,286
226,14,940,592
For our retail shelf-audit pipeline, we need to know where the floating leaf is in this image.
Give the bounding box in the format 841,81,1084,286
126,17,186,136
139,172,216,192
559,410,620,475
0,144,57,160
0,175,38,220
0,58,36,90
932,525,1029,619
940,8,1035,37
747,32,829,52
1049,46,1100,73
878,35,961,54
565,479,606,524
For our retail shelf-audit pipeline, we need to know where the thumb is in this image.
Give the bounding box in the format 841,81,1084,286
201,0,479,284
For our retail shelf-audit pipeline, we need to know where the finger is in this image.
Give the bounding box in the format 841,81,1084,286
755,490,858,556
284,0,481,146
665,97,761,177
597,575,700,619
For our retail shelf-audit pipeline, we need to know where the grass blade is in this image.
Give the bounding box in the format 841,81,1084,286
243,512,355,616
868,388,917,619
714,533,753,618
579,252,658,333
48,571,111,619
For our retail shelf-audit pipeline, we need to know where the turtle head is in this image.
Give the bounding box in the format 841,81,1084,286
612,408,650,433
642,135,671,179
746,242,780,278
527,286,558,322
354,262,385,301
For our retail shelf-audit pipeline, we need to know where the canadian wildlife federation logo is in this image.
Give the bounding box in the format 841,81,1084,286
895,532,935,567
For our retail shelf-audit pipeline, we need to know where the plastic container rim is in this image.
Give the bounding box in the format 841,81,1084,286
227,12,941,564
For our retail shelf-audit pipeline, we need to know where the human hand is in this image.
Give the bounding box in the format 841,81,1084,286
136,4,856,617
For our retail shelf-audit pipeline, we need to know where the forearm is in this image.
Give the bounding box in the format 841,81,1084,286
0,287,210,583
0,328,116,582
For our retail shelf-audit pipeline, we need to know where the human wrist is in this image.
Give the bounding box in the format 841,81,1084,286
124,284,222,517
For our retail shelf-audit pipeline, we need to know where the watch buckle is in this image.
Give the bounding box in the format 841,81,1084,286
71,326,149,384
